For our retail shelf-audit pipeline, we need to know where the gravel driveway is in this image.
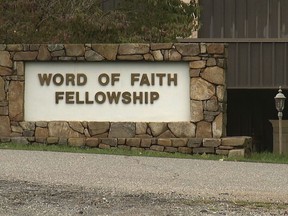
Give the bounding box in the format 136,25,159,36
0,149,288,215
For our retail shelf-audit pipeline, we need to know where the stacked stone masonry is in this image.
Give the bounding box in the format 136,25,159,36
0,43,251,156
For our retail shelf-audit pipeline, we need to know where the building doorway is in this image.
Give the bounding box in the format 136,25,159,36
226,89,286,152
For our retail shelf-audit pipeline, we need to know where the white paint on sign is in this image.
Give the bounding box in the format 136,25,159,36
25,62,190,122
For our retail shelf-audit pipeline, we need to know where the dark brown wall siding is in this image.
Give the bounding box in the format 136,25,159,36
227,42,288,89
199,0,288,38
191,0,288,88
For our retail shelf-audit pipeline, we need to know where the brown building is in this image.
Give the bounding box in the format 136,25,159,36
196,0,288,152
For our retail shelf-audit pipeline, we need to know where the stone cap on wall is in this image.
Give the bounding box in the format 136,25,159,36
0,43,227,62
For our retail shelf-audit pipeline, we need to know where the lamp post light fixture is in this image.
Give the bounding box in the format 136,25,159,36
274,86,286,154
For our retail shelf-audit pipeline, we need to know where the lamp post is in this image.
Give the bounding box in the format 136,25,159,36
274,86,286,154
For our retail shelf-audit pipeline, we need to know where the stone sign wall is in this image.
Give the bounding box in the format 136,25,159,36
0,43,251,156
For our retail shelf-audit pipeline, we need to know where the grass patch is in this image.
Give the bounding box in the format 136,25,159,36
225,152,288,164
0,143,288,164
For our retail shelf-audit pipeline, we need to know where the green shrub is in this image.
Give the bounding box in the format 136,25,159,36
0,0,200,43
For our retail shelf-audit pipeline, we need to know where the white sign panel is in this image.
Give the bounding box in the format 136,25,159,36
25,62,190,122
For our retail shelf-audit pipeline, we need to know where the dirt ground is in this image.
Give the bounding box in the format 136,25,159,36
0,179,287,216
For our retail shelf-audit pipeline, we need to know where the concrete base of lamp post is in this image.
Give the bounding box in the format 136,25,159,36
269,120,288,154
